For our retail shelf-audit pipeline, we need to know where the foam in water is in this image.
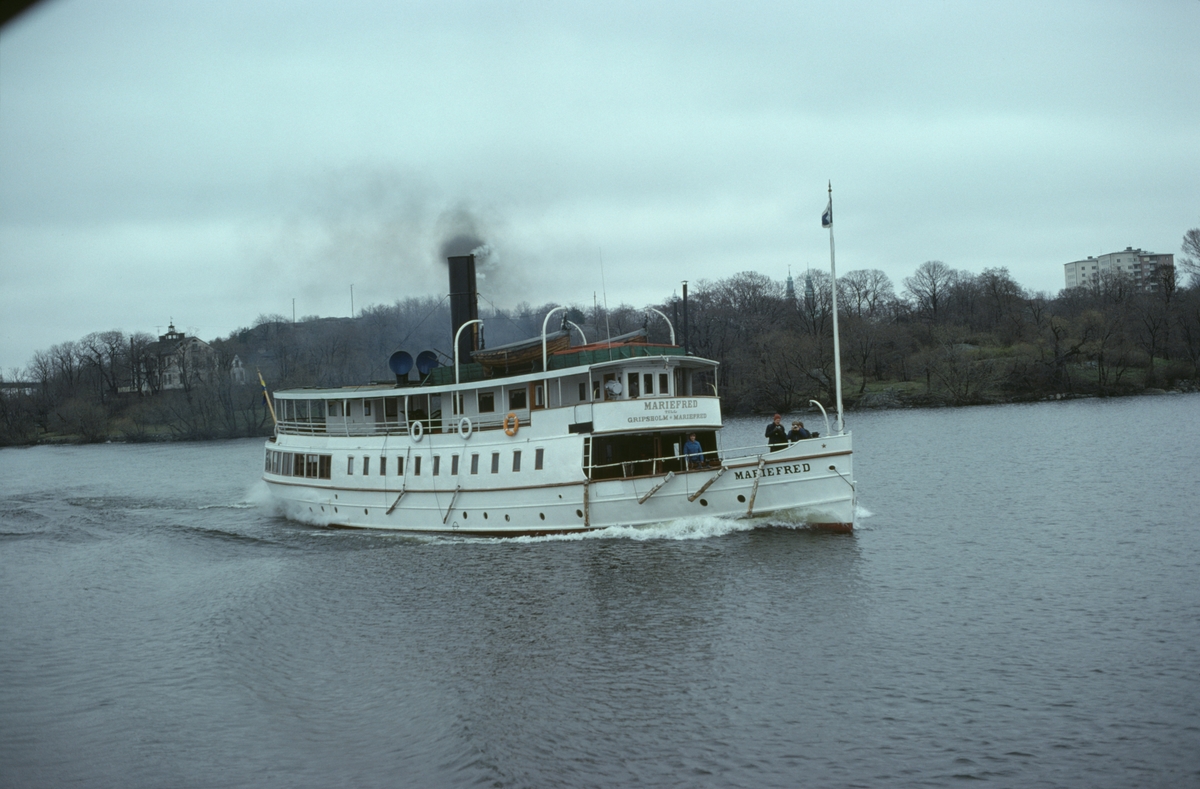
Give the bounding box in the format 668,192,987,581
245,480,275,509
500,513,826,544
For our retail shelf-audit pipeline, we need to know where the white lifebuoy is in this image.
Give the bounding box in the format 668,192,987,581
458,416,473,439
411,420,424,441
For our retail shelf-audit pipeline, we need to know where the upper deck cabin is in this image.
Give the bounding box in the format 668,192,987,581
273,340,720,439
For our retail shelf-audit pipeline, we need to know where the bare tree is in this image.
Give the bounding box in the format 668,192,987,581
839,269,896,320
1179,225,1200,286
904,260,955,324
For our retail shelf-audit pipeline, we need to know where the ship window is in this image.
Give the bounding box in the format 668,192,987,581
535,448,544,470
396,457,404,475
364,401,371,416
306,454,319,478
509,389,527,410
592,380,600,399
265,452,272,472
293,454,305,476
414,456,422,476
379,457,387,476
491,452,500,474
385,398,399,420
347,456,354,475
628,374,640,398
363,456,370,475
280,453,292,476
660,373,669,395
513,450,522,472
452,393,464,416
478,391,495,413
319,455,331,479
534,384,544,407
644,374,653,394
451,454,460,475
328,401,341,417
432,455,441,476
579,382,587,401
471,454,479,474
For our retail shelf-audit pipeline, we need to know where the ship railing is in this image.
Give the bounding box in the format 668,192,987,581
586,450,723,480
585,436,831,480
276,418,328,436
715,436,829,464
275,414,529,437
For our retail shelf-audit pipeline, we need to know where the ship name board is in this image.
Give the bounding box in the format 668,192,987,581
733,463,810,480
642,399,699,410
626,398,709,424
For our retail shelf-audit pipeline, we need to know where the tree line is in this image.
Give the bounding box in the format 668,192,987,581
2,228,1198,445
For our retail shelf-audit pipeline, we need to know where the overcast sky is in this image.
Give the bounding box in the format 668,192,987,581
2,0,1197,373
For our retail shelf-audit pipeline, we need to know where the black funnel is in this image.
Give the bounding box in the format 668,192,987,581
448,254,479,363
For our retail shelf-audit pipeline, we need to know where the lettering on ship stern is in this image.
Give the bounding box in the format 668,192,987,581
733,463,810,480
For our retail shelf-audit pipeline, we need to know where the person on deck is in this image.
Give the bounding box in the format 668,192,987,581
765,414,788,451
683,433,704,469
788,421,811,442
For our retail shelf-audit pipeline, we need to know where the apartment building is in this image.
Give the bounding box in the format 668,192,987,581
1064,247,1174,291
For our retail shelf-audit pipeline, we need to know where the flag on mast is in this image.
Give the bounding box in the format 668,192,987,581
821,197,833,228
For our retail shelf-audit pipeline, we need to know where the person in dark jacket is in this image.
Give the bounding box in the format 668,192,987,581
765,413,788,451
788,421,811,442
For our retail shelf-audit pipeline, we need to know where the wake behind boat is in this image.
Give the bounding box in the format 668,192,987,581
262,253,855,535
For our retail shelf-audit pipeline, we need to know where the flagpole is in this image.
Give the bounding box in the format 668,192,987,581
825,181,845,433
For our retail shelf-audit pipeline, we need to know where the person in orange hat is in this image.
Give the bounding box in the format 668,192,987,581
765,413,788,451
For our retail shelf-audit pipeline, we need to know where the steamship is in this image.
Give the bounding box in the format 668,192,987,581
261,254,855,535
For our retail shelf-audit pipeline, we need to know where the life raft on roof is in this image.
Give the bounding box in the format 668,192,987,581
471,329,571,374
558,328,648,353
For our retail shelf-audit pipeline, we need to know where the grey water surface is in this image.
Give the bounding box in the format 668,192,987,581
2,394,1198,788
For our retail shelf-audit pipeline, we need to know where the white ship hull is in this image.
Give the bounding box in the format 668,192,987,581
264,424,853,535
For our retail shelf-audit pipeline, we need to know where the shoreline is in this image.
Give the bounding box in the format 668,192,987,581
7,385,1197,448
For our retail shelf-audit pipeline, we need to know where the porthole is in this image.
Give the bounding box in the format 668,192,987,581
737,495,746,503
558,494,563,499
334,507,338,512
699,499,708,507
463,512,468,519
364,509,368,515
576,509,583,518
828,465,836,470
483,512,489,519
505,514,511,522
539,513,545,520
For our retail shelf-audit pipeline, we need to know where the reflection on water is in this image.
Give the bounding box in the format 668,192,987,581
1,394,1198,788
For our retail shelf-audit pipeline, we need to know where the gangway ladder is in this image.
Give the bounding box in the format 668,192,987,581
386,445,413,514
688,466,727,502
442,485,462,525
746,457,767,516
638,471,674,505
